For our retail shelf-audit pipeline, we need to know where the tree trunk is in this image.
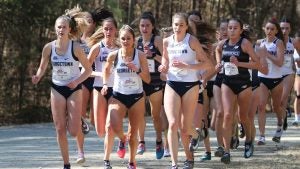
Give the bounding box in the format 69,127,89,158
128,0,135,24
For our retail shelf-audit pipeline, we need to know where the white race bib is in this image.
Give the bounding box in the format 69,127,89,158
53,66,71,81
284,56,292,68
224,62,239,76
147,59,155,73
118,77,139,91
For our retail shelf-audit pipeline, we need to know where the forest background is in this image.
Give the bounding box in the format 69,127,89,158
1,0,300,125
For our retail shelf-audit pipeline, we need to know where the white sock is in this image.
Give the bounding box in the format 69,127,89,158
296,115,300,121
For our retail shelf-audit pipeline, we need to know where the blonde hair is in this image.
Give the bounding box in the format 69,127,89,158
63,5,88,40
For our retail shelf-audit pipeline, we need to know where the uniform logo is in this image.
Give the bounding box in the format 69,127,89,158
53,56,58,60
234,46,239,49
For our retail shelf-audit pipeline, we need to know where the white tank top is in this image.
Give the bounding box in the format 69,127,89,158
258,39,282,78
94,41,118,87
281,38,295,75
166,33,198,82
294,49,300,75
113,49,143,94
51,40,80,86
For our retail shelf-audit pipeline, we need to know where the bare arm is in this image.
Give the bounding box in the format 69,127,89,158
153,35,163,63
68,42,92,88
266,40,284,67
32,42,51,84
87,44,102,77
137,51,151,83
158,38,169,73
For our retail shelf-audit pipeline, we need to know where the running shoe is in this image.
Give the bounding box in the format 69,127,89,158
200,152,211,162
81,117,90,135
221,152,231,164
292,121,299,127
104,160,112,169
170,165,178,169
163,148,171,157
156,142,164,159
214,146,225,157
283,110,288,131
272,128,283,143
257,135,266,145
127,162,136,169
63,164,71,169
189,129,203,152
239,124,245,138
136,142,146,155
183,160,194,169
244,142,254,158
76,152,85,164
230,136,239,149
117,139,126,158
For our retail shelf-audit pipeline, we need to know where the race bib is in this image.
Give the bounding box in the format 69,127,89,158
118,77,139,91
284,57,292,68
147,59,155,73
53,66,71,81
224,62,239,76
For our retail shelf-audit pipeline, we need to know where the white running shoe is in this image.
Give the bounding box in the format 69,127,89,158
76,152,85,164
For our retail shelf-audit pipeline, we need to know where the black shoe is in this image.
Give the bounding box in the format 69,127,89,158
81,117,90,135
189,130,202,152
239,124,245,138
221,152,230,164
230,136,239,149
283,110,288,131
183,160,194,169
214,146,225,157
244,142,254,158
104,160,112,169
63,164,70,169
287,107,292,117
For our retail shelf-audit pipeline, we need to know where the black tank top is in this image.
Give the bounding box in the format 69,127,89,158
137,35,162,85
222,38,250,81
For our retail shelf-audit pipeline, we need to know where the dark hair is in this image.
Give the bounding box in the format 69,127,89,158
265,18,284,41
280,16,291,24
187,10,202,20
229,18,251,40
194,21,216,44
90,7,114,23
140,11,159,35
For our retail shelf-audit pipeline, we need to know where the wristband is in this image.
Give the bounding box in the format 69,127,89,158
103,84,107,86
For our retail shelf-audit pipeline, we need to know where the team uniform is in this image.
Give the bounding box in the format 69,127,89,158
112,49,144,108
80,41,95,92
137,35,163,96
281,38,295,77
166,33,199,97
221,38,251,94
258,38,283,89
51,40,82,99
93,41,118,100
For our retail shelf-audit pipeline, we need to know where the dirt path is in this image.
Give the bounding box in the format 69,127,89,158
1,114,300,169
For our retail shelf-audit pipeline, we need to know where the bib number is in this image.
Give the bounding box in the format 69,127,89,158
147,59,155,73
118,77,139,91
224,62,239,76
53,66,71,81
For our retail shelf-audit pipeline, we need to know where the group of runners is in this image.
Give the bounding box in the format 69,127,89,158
32,5,300,169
